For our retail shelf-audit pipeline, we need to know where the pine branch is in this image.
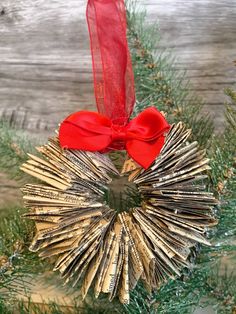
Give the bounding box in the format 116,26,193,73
126,1,214,147
0,121,35,179
0,207,44,306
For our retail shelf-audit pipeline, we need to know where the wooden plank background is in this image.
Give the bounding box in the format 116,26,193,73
0,0,235,134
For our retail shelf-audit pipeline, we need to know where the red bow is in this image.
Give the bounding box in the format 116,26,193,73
59,107,170,169
59,2,170,170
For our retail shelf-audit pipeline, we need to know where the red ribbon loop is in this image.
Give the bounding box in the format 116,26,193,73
86,0,135,125
59,107,170,169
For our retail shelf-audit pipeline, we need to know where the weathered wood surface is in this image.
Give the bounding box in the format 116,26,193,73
0,0,235,133
144,0,236,129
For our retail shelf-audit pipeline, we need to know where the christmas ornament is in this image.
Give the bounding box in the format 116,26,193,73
21,0,217,304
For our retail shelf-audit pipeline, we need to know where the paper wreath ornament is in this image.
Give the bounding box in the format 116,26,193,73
21,0,218,305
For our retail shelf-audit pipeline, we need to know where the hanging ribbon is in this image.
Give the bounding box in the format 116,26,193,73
86,0,135,125
59,0,170,169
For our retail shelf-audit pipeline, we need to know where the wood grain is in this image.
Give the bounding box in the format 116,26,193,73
0,0,94,131
143,0,236,128
0,0,235,133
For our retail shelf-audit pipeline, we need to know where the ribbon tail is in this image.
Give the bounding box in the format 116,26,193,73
126,136,166,169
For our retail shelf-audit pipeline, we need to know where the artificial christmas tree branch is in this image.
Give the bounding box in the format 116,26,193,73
126,1,214,147
0,121,34,179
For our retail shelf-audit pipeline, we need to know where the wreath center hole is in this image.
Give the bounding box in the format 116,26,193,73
105,174,140,213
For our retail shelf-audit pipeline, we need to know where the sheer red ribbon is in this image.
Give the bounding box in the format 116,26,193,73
59,0,170,169
86,0,135,125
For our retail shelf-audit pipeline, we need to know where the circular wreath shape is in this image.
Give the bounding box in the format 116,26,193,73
21,122,217,304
